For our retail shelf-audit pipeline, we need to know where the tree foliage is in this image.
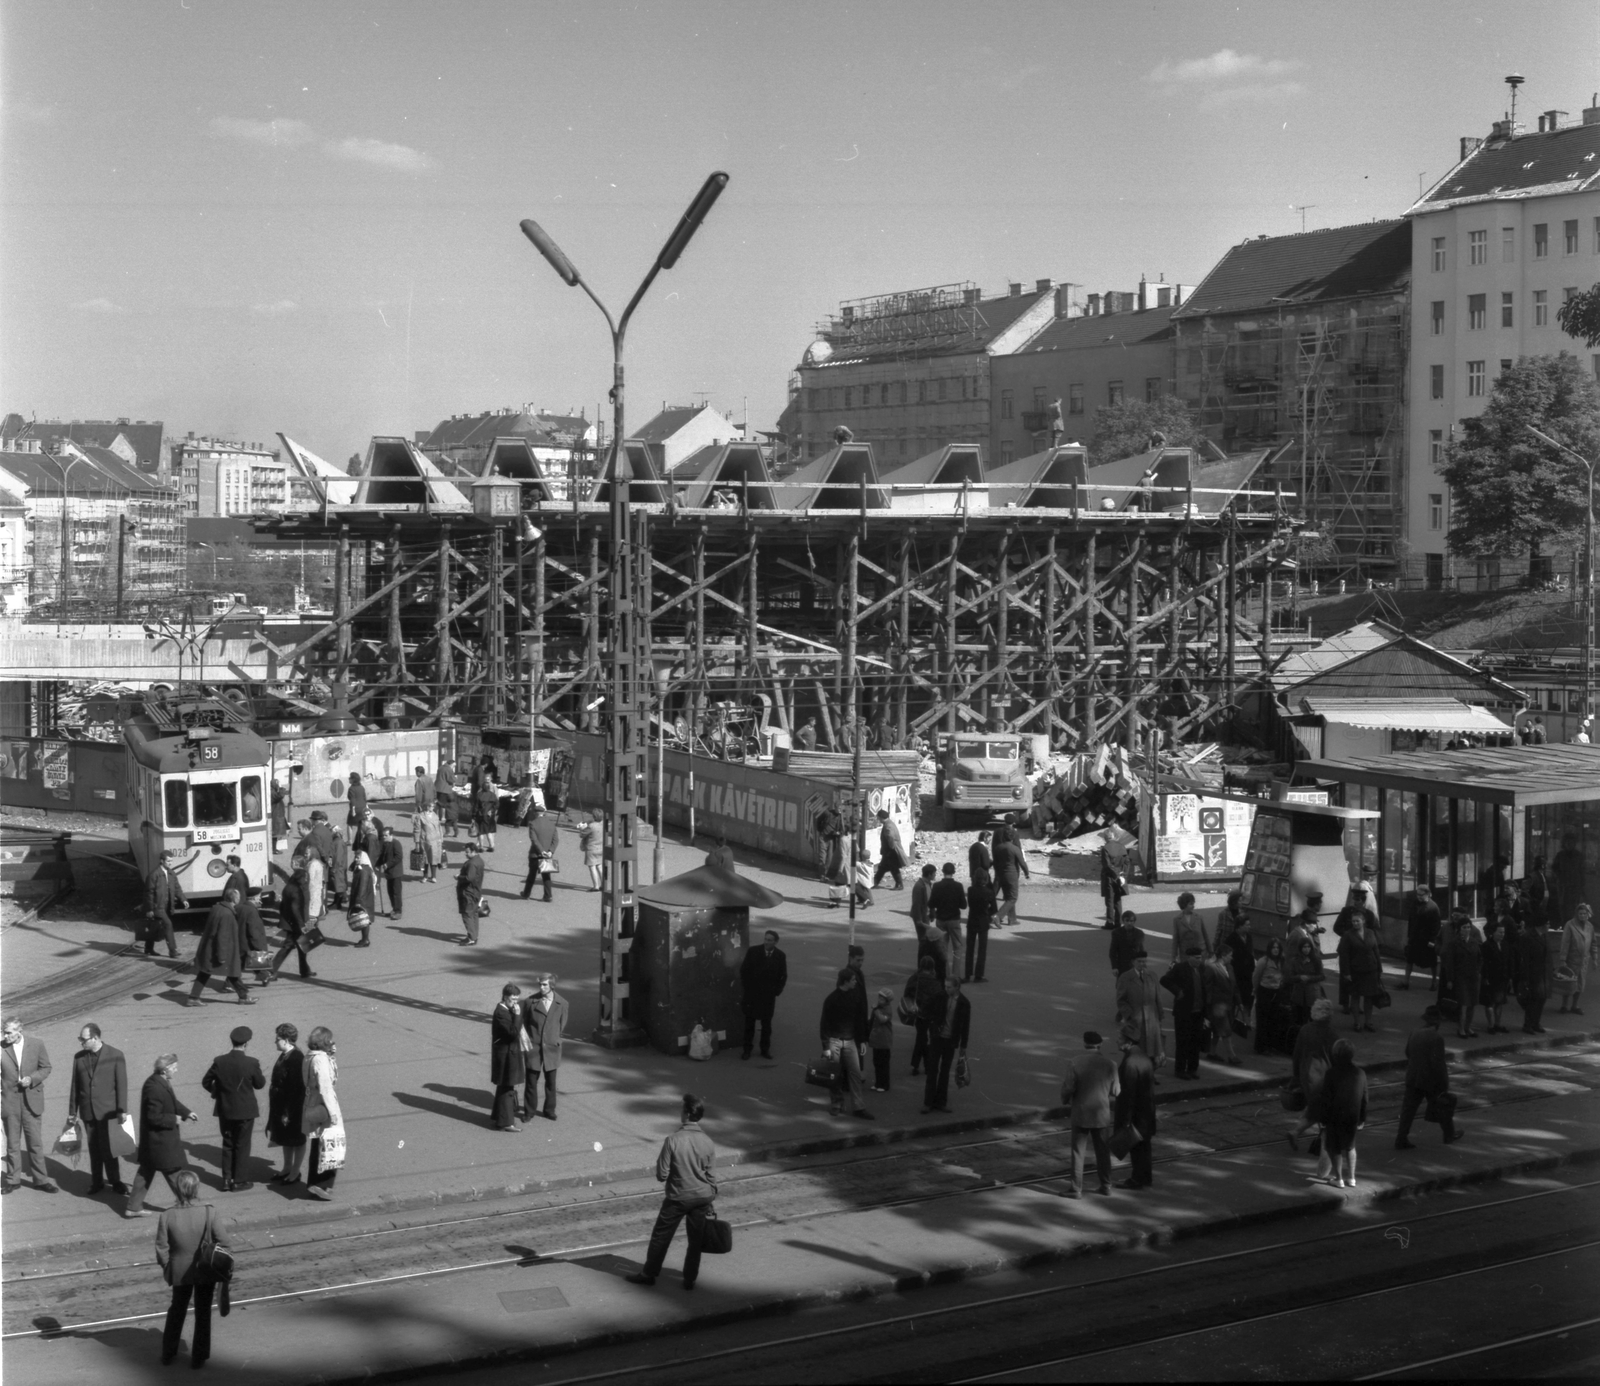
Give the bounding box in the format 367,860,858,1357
1441,354,1600,564
1557,283,1600,348
1087,396,1204,467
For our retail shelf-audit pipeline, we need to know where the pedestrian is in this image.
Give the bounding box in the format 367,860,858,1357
1115,950,1166,1070
869,988,894,1092
1203,953,1242,1065
1554,901,1595,1015
1333,883,1378,1013
739,930,787,1061
416,803,444,883
1403,885,1442,991
201,1026,265,1192
1339,909,1385,1033
457,841,485,945
188,889,253,1007
328,826,349,910
347,849,377,948
576,815,602,891
1109,910,1146,985
1517,914,1553,1033
266,1023,307,1186
490,985,526,1132
1252,938,1290,1053
816,802,844,894
1100,846,1127,929
302,1027,342,1201
795,717,818,751
1287,997,1336,1154
1440,911,1482,1037
1060,1030,1120,1198
68,1021,128,1195
903,954,943,1075
1224,911,1256,1017
969,829,993,890
928,861,967,978
919,975,970,1115
301,809,334,870
705,834,735,871
144,850,188,959
222,854,249,909
474,778,499,853
992,823,1030,929
819,969,873,1119
436,758,461,834
125,1053,197,1216
910,860,937,957
359,813,381,872
1321,1038,1368,1188
966,868,996,982
270,778,289,850
520,974,567,1121
270,857,317,980
872,809,906,890
1481,919,1514,1033
1170,892,1210,963
626,1093,719,1289
1524,854,1555,927
412,765,434,814
523,804,559,901
1214,890,1248,959
238,886,272,988
1285,935,1327,1024
1161,945,1207,1080
852,831,875,910
1394,1006,1463,1149
1114,1036,1157,1189
377,824,405,919
345,771,368,831
155,1169,228,1368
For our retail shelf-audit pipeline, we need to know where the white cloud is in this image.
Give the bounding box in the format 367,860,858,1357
1147,49,1303,85
209,116,315,148
323,136,436,173
252,300,298,317
75,297,127,314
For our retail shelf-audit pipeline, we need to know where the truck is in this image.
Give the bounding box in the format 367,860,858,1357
935,731,1029,822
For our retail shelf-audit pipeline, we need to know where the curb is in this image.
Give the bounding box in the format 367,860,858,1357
328,1141,1600,1386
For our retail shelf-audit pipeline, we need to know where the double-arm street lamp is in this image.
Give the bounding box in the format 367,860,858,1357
1527,425,1596,728
520,172,729,1046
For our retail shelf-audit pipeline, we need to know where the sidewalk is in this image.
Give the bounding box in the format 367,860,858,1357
3,812,1594,1260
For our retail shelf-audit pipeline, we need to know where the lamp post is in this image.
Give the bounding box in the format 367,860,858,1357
1527,425,1595,726
520,171,729,1047
36,451,85,611
115,514,140,621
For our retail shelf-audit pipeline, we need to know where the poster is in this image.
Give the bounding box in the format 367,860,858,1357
40,742,69,790
1154,792,1255,880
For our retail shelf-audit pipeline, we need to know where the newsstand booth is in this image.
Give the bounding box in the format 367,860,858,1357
631,864,785,1057
1237,797,1379,950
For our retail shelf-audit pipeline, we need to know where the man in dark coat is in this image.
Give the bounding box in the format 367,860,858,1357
1109,911,1146,985
188,890,252,1006
816,803,844,889
872,810,906,890
966,871,996,983
345,772,368,831
919,975,971,1114
1518,918,1553,1033
301,810,335,867
237,887,272,987
523,807,560,901
1394,1006,1463,1148
271,858,317,980
436,759,462,832
739,930,788,1060
377,824,406,919
68,1021,129,1194
1100,847,1127,928
328,826,350,909
125,1053,198,1215
490,984,526,1131
1161,946,1207,1080
202,1026,266,1191
1403,885,1442,990
144,850,188,958
520,975,567,1120
222,854,250,908
457,842,485,945
1114,1037,1158,1189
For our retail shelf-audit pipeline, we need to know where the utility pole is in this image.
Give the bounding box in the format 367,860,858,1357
1529,426,1596,727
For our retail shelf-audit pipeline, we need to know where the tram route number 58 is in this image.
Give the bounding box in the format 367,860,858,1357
200,744,220,762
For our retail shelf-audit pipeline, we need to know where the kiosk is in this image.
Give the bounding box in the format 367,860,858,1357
1238,798,1379,946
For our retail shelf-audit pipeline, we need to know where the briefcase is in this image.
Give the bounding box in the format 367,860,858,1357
702,1213,734,1255
804,1054,841,1088
1110,1123,1144,1159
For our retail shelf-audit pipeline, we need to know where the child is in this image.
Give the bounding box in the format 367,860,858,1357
869,987,894,1091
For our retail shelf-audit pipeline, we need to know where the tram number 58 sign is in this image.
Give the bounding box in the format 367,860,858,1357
201,744,221,762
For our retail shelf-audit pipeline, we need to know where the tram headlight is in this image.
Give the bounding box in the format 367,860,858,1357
206,858,229,878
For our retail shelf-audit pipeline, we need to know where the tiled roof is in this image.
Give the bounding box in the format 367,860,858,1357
1272,621,1404,686
0,448,168,496
630,406,705,444
1172,221,1410,319
420,412,560,452
1408,121,1600,212
0,417,165,469
1013,304,1177,354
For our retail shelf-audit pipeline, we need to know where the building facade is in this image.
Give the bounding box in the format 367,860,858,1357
417,408,599,480
1404,100,1600,587
628,404,743,474
0,415,169,477
174,437,287,517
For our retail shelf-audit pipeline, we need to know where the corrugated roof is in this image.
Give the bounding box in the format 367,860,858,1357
1409,121,1600,212
1300,696,1511,733
1014,304,1177,355
1173,221,1410,319
1272,621,1405,686
1300,743,1600,807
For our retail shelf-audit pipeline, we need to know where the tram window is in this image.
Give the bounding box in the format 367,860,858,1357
163,780,189,829
240,776,263,822
191,782,237,827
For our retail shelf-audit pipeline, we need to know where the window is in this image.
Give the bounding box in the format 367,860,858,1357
1000,440,1014,464
1534,223,1548,258
1067,384,1084,415
1501,291,1514,327
898,382,907,405
1502,227,1516,262
1467,360,1486,397
1500,359,1513,378
936,379,946,402
1565,219,1579,254
1432,236,1446,271
1430,301,1445,335
163,780,189,829
1468,293,1486,329
917,380,927,404
1032,386,1047,408
1146,376,1162,403
843,387,852,409
1431,364,1445,399
240,776,262,822
191,782,236,827
1107,380,1124,407
1566,286,1579,304
879,384,889,406
1533,289,1549,325
1429,429,1444,465
1429,494,1444,531
1000,389,1014,420
1595,217,1600,254
1469,229,1487,265
1593,354,1600,382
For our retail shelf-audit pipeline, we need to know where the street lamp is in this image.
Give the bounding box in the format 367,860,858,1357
520,171,729,1047
36,451,85,610
115,515,140,621
1527,425,1595,727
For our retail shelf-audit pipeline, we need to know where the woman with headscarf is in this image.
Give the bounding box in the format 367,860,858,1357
347,848,377,949
1480,919,1514,1034
1554,902,1596,1016
1285,936,1327,1025
1338,911,1385,1033
302,1026,343,1201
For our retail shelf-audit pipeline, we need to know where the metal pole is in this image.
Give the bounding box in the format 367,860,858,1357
848,712,862,942
654,689,665,883
1587,461,1594,725
115,517,127,621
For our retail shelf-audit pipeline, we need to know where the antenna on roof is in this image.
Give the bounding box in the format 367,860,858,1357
1505,73,1524,127
1291,204,1317,232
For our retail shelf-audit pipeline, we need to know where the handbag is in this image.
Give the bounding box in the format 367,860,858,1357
955,1054,971,1088
53,1117,85,1164
1423,1090,1458,1124
541,853,560,876
347,906,370,933
804,1053,841,1088
302,925,325,951
195,1205,235,1288
1372,987,1393,1010
108,1112,138,1162
409,847,423,872
897,993,920,1026
1435,995,1462,1020
245,949,273,970
702,1212,734,1255
477,897,492,917
1110,1122,1144,1159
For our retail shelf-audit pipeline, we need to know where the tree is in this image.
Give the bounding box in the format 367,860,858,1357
1088,396,1203,467
1441,354,1600,577
1557,284,1600,348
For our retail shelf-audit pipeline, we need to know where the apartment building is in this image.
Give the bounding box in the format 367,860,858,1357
174,437,287,517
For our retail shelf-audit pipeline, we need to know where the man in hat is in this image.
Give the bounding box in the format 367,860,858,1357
457,841,484,945
520,975,567,1121
144,850,187,959
739,930,787,1061
377,823,406,919
201,1026,265,1191
67,1021,128,1195
1161,945,1209,1080
1060,1031,1120,1197
872,809,906,890
1114,1035,1157,1189
490,984,525,1132
522,805,560,902
1395,1006,1463,1149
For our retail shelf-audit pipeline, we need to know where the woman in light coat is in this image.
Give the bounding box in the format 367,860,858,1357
1555,902,1596,1016
577,816,603,892
302,1026,343,1201
416,805,444,883
1115,951,1166,1069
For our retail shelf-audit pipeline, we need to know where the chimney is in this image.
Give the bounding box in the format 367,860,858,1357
1035,277,1053,294
1086,293,1101,317
1538,110,1568,132
1583,94,1600,126
1008,282,1022,297
1137,275,1149,311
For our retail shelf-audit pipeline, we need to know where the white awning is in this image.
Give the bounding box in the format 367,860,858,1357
1300,697,1511,733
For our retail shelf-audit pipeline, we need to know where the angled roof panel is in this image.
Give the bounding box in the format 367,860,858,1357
984,445,1088,508
590,440,671,505
1173,220,1410,318
278,434,358,504
351,437,470,509
772,443,887,510
483,436,556,501
677,442,777,509
1408,121,1600,212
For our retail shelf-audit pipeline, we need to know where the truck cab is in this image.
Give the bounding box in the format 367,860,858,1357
937,732,1028,821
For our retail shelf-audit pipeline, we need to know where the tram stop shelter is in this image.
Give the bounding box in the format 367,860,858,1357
1299,743,1600,950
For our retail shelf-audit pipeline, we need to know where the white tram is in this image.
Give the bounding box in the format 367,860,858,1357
124,697,273,906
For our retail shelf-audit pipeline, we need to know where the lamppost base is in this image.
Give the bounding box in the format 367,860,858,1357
588,1025,650,1050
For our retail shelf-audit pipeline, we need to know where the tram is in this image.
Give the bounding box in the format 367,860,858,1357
124,695,274,906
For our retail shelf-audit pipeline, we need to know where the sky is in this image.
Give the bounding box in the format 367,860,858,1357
3,0,1598,468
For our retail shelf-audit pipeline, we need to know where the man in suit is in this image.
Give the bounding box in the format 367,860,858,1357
1114,1037,1158,1189
202,1026,266,1191
377,824,406,919
222,854,250,908
1161,945,1208,1080
144,850,188,958
739,930,788,1060
1109,911,1146,985
1395,1005,1464,1149
1,1015,58,1192
520,975,567,1120
920,975,971,1115
457,842,485,945
872,809,905,890
1060,1030,1120,1198
1115,950,1166,1070
490,984,526,1131
68,1021,129,1194
413,765,434,813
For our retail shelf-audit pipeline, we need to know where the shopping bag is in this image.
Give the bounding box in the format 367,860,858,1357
245,949,273,970
108,1113,138,1161
1373,987,1393,1010
1279,1084,1306,1113
347,906,370,933
1110,1123,1144,1159
53,1117,85,1165
702,1213,734,1255
687,1025,715,1061
316,1123,347,1172
954,1054,971,1089
409,847,423,872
